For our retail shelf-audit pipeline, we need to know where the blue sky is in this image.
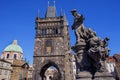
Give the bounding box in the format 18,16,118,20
0,0,120,64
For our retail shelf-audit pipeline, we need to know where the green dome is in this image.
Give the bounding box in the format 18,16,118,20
4,40,23,53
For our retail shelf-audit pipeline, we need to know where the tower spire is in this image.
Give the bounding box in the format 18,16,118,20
63,11,68,25
38,9,40,18
60,8,63,16
45,0,57,18
54,0,56,6
48,1,49,7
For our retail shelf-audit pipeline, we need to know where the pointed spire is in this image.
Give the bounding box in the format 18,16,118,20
45,0,57,18
48,1,50,7
54,0,56,6
37,9,40,18
63,11,69,25
60,8,63,16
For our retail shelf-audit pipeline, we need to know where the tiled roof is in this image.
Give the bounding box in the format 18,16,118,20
106,56,115,62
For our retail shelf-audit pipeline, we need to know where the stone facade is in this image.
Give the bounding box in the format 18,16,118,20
0,59,12,80
106,56,116,78
113,54,120,80
28,65,34,80
33,4,73,80
10,60,29,80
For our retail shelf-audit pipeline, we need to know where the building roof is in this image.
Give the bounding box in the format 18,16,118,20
106,56,115,63
3,40,23,53
113,54,120,62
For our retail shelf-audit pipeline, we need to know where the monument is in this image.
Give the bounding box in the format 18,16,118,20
71,9,115,80
33,2,74,80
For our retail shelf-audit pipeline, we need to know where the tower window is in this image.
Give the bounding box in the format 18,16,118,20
52,29,56,34
14,54,17,59
45,40,52,53
42,29,46,35
56,29,58,34
52,29,58,34
6,54,9,59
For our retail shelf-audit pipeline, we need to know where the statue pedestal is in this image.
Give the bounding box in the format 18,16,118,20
94,72,115,80
76,71,92,80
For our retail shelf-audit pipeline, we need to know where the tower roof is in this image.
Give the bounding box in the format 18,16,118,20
4,40,23,53
45,1,57,18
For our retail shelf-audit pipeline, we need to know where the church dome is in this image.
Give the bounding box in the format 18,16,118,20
4,40,23,53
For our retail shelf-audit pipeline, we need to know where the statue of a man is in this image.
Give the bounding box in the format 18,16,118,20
71,9,86,43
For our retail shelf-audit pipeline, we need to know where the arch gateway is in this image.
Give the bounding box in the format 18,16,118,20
33,4,74,80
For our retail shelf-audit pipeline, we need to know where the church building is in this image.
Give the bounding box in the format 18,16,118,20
0,40,29,80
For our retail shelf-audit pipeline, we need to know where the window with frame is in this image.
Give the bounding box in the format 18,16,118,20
6,54,9,59
42,29,46,35
45,40,52,53
14,54,17,59
52,28,58,35
52,29,56,34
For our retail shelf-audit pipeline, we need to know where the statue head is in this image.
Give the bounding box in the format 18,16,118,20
105,37,110,41
71,9,77,16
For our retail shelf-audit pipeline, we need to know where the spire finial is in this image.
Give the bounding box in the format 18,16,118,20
60,8,63,16
38,9,40,17
48,1,49,6
64,10,66,16
54,0,56,6
13,40,18,45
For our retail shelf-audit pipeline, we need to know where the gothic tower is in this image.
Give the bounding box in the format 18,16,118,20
33,2,74,80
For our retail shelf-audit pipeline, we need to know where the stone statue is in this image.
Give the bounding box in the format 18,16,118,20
71,9,86,44
71,9,115,80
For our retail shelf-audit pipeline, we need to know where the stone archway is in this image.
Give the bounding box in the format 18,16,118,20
40,61,61,80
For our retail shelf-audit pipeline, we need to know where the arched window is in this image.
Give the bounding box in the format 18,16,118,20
6,54,9,59
14,54,17,59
